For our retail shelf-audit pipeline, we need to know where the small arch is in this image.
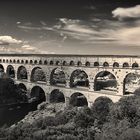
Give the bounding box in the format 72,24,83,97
21,60,24,64
85,61,90,67
123,62,129,68
3,59,5,63
50,60,54,65
17,60,20,63
6,59,8,63
44,60,47,65
0,59,1,63
50,68,66,86
30,60,33,64
6,65,15,78
25,60,28,64
17,66,28,80
94,71,117,92
50,89,65,103
69,92,88,107
18,83,27,94
77,61,82,66
13,59,16,63
113,62,119,68
10,60,12,63
39,60,42,65
70,61,74,66
132,63,139,68
34,60,38,64
56,61,60,66
63,61,67,66
94,62,99,67
103,62,109,67
31,67,46,82
70,69,89,89
31,86,46,104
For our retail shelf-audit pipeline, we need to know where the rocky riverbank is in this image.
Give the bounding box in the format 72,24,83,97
11,102,66,127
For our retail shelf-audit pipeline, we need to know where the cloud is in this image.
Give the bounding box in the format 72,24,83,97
112,5,140,20
21,45,36,50
0,36,22,45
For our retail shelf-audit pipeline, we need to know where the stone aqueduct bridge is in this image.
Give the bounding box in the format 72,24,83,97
0,54,139,107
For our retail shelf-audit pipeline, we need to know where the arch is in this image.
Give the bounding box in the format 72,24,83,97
17,66,28,80
17,60,20,63
21,60,24,64
103,62,109,67
70,69,89,89
0,59,1,63
94,71,117,92
44,60,47,65
132,63,139,68
6,59,8,63
50,68,66,86
10,59,12,63
113,62,119,68
50,89,65,103
70,61,74,66
6,65,15,78
0,64,4,72
77,61,82,66
50,60,54,65
123,62,129,68
31,67,46,82
18,83,27,94
56,61,60,66
13,59,16,63
30,86,46,104
39,60,42,64
3,59,5,63
85,61,90,67
30,60,33,64
69,92,88,107
123,73,140,95
63,61,67,66
34,60,38,64
94,62,99,67
25,60,28,64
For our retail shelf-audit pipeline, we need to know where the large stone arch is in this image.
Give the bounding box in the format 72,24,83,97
70,69,89,89
18,83,27,94
69,92,88,107
30,86,46,103
123,73,140,95
6,65,15,78
50,89,65,103
0,64,4,72
50,68,66,86
94,71,117,92
31,67,46,82
17,66,28,80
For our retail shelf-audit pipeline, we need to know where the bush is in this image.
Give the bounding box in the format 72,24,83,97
91,97,112,124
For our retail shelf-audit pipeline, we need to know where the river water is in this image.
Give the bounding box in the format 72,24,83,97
0,102,38,127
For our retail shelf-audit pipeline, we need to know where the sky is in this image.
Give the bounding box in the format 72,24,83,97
0,0,140,55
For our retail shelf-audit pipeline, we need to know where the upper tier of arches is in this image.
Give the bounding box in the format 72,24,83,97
0,58,139,69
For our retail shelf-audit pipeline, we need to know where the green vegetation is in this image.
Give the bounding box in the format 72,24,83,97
0,78,27,104
1,90,140,139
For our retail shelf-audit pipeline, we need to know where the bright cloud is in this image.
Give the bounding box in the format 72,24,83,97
0,36,22,44
22,45,36,50
112,5,140,20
